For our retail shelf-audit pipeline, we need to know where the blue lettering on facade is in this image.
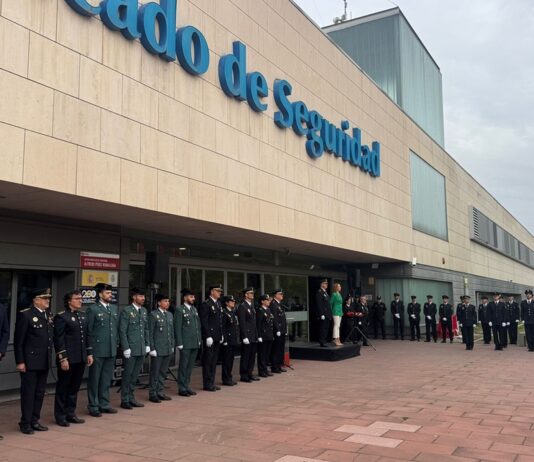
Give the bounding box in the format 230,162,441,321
64,0,380,177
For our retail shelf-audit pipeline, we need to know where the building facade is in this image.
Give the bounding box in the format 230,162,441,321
0,0,532,393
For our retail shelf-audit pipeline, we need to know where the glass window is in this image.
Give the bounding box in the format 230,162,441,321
263,274,277,295
410,151,448,240
279,275,308,342
227,272,245,301
0,271,12,324
17,272,53,312
129,264,146,290
246,273,261,299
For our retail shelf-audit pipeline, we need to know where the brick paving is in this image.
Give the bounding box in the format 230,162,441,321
1,339,534,461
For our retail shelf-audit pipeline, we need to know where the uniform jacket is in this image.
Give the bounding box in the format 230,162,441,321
439,303,453,319
506,302,520,322
237,301,258,342
149,308,175,356
371,302,387,320
256,306,274,341
456,303,465,324
0,303,9,355
316,289,332,319
488,301,507,324
423,302,437,318
14,306,53,370
354,302,368,325
460,304,477,325
390,300,404,317
478,303,491,323
407,303,421,321
198,297,223,342
86,300,119,358
119,304,149,356
174,304,201,349
270,299,287,336
54,308,91,364
521,299,534,324
222,307,240,346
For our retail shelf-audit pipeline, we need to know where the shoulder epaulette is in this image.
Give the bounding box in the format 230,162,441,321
57,311,65,315
20,308,30,312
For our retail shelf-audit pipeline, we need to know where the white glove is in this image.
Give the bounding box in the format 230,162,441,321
276,331,281,337
459,323,463,328
358,322,362,325
411,314,415,319
145,345,151,354
516,319,520,323
221,335,224,343
206,337,213,347
489,321,493,327
507,322,510,326
223,342,228,346
123,349,131,359
320,315,325,320
442,317,447,321
243,338,250,345
502,322,506,327
395,313,400,319
258,337,263,343
426,316,431,320
149,350,157,357
473,324,477,328
177,345,183,350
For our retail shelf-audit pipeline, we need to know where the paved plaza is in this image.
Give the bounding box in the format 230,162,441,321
2,339,534,462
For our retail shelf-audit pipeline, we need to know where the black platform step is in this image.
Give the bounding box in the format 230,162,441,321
289,342,361,361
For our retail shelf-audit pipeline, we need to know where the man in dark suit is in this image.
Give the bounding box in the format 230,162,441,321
439,295,454,343
390,293,405,340
198,284,223,391
54,290,93,426
315,279,332,347
423,295,437,342
270,289,287,373
407,295,421,341
460,295,477,350
220,295,239,386
489,291,506,351
237,287,259,382
521,289,534,351
14,288,54,434
371,296,386,340
478,295,492,344
505,295,520,345
0,299,10,440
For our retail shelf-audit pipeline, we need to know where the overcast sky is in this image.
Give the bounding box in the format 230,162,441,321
293,0,534,235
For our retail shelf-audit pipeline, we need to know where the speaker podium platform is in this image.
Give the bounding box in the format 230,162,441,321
289,341,360,361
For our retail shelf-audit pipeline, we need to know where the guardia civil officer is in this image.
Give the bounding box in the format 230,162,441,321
86,283,119,417
489,292,506,351
119,288,149,409
439,295,453,343
256,294,275,377
390,293,405,340
54,290,92,426
371,296,386,340
175,288,202,396
14,288,54,434
237,287,259,382
478,295,492,344
407,295,421,341
270,289,287,373
457,297,466,344
316,279,332,347
354,295,369,346
505,295,520,345
198,284,223,391
459,295,477,350
221,295,239,386
423,295,437,342
521,290,534,351
0,298,8,440
148,294,174,403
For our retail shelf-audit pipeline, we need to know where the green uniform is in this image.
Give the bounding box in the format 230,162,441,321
174,303,201,393
148,308,175,399
86,300,119,413
119,304,149,404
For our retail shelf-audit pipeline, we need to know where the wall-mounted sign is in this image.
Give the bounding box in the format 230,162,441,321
65,0,381,177
81,270,118,287
80,287,118,305
80,251,120,270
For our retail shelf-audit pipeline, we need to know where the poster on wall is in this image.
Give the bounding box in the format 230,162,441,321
80,252,120,270
80,252,120,305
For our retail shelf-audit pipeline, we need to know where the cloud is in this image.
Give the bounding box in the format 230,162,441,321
293,0,534,234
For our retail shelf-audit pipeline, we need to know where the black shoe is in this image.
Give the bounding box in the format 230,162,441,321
31,423,48,431
20,426,34,435
271,368,281,374
203,386,217,392
120,402,133,410
88,410,102,417
280,368,287,372
410,339,415,341
130,400,144,408
178,391,190,397
240,377,251,383
66,416,85,424
56,420,70,427
187,390,197,396
266,372,274,376
249,376,260,381
222,381,235,386
158,394,172,401
259,373,268,378
214,385,221,390
100,407,118,414
319,344,327,347
150,396,162,402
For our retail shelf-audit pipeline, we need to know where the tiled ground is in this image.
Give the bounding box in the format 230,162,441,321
2,339,534,462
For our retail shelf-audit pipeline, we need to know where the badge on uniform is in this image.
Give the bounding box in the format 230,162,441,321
72,316,76,322
33,317,38,322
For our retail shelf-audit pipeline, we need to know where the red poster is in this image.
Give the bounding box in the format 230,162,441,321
80,252,120,270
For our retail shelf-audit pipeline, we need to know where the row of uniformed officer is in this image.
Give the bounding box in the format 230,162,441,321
456,295,477,350
407,296,421,341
